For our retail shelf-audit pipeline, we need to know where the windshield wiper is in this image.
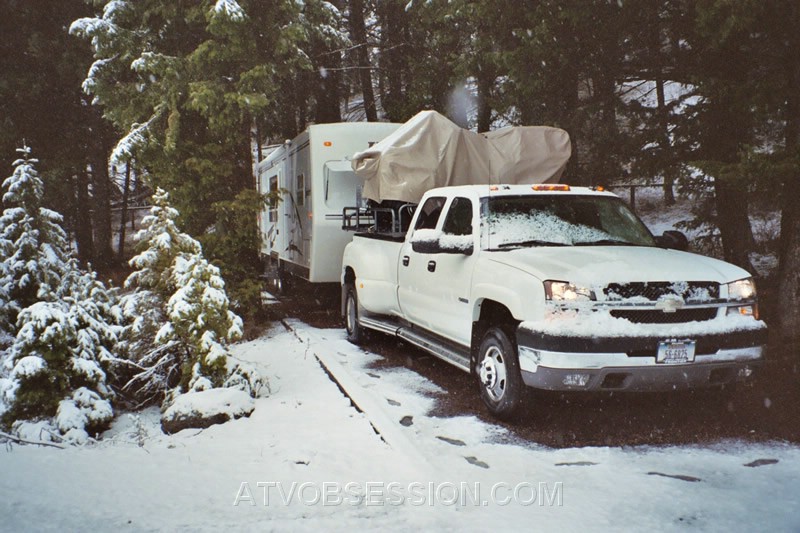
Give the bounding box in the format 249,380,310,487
495,239,569,249
573,239,640,246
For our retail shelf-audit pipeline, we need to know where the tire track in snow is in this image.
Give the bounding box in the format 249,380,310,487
283,320,438,478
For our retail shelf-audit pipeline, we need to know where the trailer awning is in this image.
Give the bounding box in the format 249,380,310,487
351,110,571,204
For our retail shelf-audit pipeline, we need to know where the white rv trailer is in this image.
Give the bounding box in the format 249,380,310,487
256,122,401,286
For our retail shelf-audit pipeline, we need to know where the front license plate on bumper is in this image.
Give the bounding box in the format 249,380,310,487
657,340,696,364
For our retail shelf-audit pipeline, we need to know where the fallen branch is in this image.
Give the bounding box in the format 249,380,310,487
0,430,65,449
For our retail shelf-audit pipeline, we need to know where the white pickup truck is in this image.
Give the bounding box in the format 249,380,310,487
341,184,767,418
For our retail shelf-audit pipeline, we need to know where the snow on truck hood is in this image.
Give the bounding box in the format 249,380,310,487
486,245,752,287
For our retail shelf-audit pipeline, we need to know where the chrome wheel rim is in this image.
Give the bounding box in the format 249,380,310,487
479,346,507,401
346,292,357,334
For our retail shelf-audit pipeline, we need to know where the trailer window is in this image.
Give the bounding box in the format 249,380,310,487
268,175,278,222
413,197,447,230
296,173,305,206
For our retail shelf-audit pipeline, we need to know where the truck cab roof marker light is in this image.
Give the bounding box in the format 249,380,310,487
533,184,571,191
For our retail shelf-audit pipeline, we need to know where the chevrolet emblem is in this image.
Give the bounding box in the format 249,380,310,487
655,297,684,313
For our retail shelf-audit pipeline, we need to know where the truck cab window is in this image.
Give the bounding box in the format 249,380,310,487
413,196,447,230
442,197,473,235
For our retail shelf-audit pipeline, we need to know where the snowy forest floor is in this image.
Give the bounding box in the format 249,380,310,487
1,322,798,531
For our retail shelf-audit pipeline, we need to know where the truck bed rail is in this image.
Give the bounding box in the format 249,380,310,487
337,203,416,233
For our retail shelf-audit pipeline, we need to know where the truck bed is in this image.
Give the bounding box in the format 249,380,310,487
354,232,407,243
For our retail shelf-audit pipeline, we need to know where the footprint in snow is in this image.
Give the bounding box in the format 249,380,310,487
399,416,413,427
744,458,779,468
648,472,702,483
386,398,401,406
465,456,489,469
436,436,466,447
555,461,598,467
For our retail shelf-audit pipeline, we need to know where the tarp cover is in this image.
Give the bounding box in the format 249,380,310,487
352,110,571,203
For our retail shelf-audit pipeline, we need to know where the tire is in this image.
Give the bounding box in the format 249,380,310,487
276,266,293,295
344,284,365,345
477,326,524,420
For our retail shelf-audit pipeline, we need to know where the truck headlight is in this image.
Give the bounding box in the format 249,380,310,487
725,277,759,319
726,278,756,301
544,280,596,302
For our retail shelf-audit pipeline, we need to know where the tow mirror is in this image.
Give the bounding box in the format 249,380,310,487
411,231,474,255
655,230,689,251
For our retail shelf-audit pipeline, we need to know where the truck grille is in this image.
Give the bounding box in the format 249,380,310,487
611,308,719,324
605,281,719,302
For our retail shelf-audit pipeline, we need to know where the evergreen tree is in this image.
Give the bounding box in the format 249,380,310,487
0,148,120,439
0,147,72,332
71,0,346,312
121,188,243,405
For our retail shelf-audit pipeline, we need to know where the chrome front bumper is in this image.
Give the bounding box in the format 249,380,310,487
516,324,767,392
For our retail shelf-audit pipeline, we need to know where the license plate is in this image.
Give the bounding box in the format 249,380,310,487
656,340,696,364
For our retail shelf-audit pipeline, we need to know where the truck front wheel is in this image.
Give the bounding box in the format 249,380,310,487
344,284,365,345
477,327,524,420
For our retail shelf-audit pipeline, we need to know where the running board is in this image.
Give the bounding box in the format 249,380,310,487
359,316,471,372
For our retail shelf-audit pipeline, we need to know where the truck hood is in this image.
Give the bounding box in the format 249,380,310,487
486,246,752,287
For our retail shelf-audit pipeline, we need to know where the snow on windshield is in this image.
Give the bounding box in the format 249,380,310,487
482,195,655,249
484,211,611,248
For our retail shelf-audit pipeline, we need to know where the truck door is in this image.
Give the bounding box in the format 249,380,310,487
420,196,477,346
397,196,447,330
398,196,477,347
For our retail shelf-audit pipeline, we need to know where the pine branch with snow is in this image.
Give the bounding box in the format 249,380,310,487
0,274,121,438
120,188,245,408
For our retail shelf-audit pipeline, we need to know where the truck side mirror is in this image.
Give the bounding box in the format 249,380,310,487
410,231,474,255
411,239,441,254
438,236,474,256
655,230,689,251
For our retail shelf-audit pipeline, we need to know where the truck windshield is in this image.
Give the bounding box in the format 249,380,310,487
482,194,656,249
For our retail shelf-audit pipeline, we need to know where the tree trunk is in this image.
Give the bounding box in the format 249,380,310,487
713,176,755,272
379,0,407,122
313,24,342,124
476,64,493,133
118,161,131,260
90,155,114,269
777,1,800,343
656,76,676,205
74,168,94,265
348,0,377,121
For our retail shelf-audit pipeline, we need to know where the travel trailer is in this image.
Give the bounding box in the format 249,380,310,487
256,122,401,289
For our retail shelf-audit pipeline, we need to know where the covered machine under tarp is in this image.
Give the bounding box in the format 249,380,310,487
351,110,571,204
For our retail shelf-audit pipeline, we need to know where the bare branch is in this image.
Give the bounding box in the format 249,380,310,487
0,431,66,449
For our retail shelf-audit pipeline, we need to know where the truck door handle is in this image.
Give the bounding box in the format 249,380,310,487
427,260,436,272
402,255,410,267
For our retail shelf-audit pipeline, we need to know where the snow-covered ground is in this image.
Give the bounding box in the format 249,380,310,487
2,321,798,531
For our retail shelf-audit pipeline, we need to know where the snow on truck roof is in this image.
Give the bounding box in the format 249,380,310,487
424,184,617,199
352,110,572,204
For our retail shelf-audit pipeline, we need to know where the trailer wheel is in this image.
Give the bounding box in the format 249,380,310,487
344,284,365,345
275,265,292,295
477,326,524,420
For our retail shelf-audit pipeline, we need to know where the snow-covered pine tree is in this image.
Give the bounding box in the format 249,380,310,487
2,293,117,442
121,188,244,405
0,148,121,440
0,147,72,333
